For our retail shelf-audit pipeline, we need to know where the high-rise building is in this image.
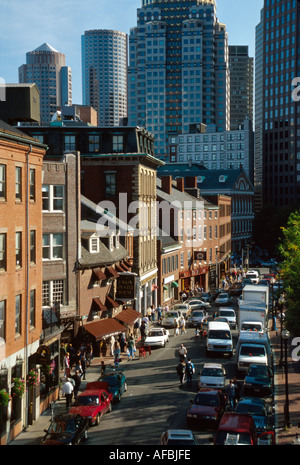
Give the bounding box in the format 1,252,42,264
128,0,230,159
255,0,300,208
229,45,254,130
81,29,128,127
19,43,72,124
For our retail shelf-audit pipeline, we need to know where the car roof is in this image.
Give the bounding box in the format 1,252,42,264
208,321,230,330
79,389,107,396
218,413,255,432
166,430,194,439
202,363,224,369
238,397,265,406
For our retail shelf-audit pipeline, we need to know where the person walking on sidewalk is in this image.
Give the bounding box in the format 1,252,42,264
176,359,186,385
178,343,187,362
127,335,135,361
71,370,81,401
185,358,195,388
62,378,74,409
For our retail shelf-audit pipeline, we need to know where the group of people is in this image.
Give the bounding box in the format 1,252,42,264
61,342,94,381
176,345,195,388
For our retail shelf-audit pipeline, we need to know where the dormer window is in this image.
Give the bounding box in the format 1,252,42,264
89,234,99,253
109,234,114,252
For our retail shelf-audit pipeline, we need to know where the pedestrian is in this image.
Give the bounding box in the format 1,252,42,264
133,321,139,339
64,352,71,378
80,353,86,380
127,335,135,361
226,380,237,410
156,305,162,323
71,370,81,400
179,316,186,334
174,318,179,337
60,343,66,369
62,378,74,409
86,343,93,367
185,358,195,388
140,321,147,344
114,342,121,367
151,306,156,322
109,335,115,357
176,359,186,385
178,343,187,362
100,361,106,376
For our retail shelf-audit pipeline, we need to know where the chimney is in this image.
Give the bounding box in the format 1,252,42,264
176,177,185,192
185,176,198,188
161,175,172,194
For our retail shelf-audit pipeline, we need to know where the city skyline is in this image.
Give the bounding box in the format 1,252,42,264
0,0,263,105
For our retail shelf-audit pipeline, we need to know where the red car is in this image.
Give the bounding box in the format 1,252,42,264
69,382,113,426
186,388,227,428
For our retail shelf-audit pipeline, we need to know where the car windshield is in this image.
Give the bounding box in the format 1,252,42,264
201,368,224,377
240,346,266,357
220,311,234,317
218,294,228,299
165,312,178,318
215,432,252,445
248,366,269,377
191,312,204,317
209,330,231,339
193,393,220,406
78,395,99,405
167,439,195,445
99,376,118,386
48,418,75,434
148,330,164,337
236,403,265,416
241,323,262,331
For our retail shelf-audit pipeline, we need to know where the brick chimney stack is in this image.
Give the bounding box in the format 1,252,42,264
186,176,198,188
161,175,172,194
176,177,185,192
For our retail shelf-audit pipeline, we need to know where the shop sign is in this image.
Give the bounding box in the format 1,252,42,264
36,345,51,365
116,275,136,299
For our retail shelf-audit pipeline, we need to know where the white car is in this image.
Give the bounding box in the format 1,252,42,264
215,293,232,306
162,311,182,328
186,299,211,310
161,429,197,445
172,303,191,317
188,310,208,327
198,363,226,389
218,307,237,329
144,327,170,347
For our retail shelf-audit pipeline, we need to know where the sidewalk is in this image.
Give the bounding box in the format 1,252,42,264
271,327,300,445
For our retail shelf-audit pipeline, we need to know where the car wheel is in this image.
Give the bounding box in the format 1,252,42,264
96,413,101,425
108,402,112,413
124,382,128,392
83,429,88,441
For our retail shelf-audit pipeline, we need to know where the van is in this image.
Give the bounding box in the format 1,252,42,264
219,307,237,329
245,270,260,284
206,321,233,357
236,332,272,374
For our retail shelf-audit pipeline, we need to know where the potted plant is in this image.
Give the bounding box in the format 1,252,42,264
11,378,25,398
0,389,11,407
26,369,39,388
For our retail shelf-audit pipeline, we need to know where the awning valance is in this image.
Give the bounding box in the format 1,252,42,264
92,268,106,281
105,266,119,279
84,318,126,341
105,296,120,309
114,308,142,326
92,297,107,312
171,281,179,288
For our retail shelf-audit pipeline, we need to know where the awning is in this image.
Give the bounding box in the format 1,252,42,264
163,285,168,290
84,318,126,341
105,266,119,279
92,297,107,312
92,268,106,281
105,296,120,308
114,308,142,326
171,281,179,288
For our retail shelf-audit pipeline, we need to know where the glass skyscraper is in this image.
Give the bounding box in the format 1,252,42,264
128,0,230,158
255,0,300,208
81,29,128,127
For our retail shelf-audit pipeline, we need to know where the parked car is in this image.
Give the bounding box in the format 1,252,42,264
186,389,227,428
244,364,273,397
161,311,182,328
97,369,127,403
172,303,191,317
160,429,197,445
200,292,213,303
188,309,208,327
198,363,226,390
214,412,275,445
188,299,211,310
235,398,273,432
41,413,89,445
69,383,112,426
215,293,233,306
144,327,170,348
218,307,237,329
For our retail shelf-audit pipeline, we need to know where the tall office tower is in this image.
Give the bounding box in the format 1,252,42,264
229,46,254,130
19,43,72,124
256,0,300,208
128,0,230,159
81,30,128,127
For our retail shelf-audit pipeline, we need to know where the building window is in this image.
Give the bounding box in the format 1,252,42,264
15,295,21,336
0,300,5,340
112,135,124,152
42,280,64,306
15,232,22,267
0,233,6,271
89,235,99,253
29,169,35,201
15,167,22,201
42,233,64,260
64,134,76,151
89,134,100,152
105,173,116,197
30,230,36,264
30,289,35,328
0,164,6,200
42,185,64,211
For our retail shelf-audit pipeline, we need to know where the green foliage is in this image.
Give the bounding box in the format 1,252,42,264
278,210,300,333
0,389,11,407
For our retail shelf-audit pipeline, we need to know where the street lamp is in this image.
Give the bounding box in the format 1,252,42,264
282,329,291,429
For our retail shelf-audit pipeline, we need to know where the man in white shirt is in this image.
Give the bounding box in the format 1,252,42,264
62,379,74,409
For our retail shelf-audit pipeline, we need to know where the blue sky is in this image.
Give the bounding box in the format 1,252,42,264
0,0,263,104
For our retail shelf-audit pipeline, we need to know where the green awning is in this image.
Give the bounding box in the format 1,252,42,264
171,281,179,288
163,285,168,290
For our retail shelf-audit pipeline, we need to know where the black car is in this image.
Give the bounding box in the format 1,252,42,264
41,413,89,445
244,364,273,397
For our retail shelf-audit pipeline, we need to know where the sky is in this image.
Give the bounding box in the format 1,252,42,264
0,0,263,104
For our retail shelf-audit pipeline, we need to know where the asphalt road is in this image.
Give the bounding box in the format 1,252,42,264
85,305,240,446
